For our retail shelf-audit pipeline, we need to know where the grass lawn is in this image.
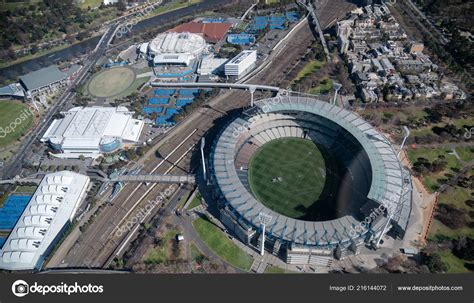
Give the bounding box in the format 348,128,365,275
144,229,181,264
428,185,474,241
110,76,149,101
177,190,191,208
14,185,37,193
189,242,206,263
149,0,202,18
293,59,325,83
88,67,136,98
455,147,473,163
265,265,294,274
76,0,102,9
248,138,326,219
186,191,202,210
438,250,472,273
407,146,463,192
409,116,474,139
0,101,34,148
192,215,253,271
308,78,333,95
0,0,42,10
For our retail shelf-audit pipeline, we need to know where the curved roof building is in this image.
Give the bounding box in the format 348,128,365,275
147,32,206,66
0,171,90,271
210,96,411,260
41,106,144,159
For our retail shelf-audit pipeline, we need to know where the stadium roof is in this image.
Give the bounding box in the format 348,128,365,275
0,171,90,271
148,32,206,57
0,83,25,98
19,66,67,92
168,22,232,43
212,96,407,246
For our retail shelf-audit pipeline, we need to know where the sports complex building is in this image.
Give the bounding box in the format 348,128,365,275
141,32,207,67
0,171,90,271
209,96,412,265
41,106,144,158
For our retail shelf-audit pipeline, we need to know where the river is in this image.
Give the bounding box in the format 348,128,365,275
0,0,234,82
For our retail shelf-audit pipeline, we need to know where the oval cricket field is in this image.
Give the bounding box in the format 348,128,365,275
87,67,136,98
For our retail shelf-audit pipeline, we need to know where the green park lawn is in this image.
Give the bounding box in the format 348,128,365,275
0,100,34,148
192,215,253,271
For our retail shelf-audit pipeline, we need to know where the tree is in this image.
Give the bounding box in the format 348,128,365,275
423,252,448,273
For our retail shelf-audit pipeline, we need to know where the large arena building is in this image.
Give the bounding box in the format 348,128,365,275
141,32,207,66
209,96,412,265
41,106,144,159
0,171,90,271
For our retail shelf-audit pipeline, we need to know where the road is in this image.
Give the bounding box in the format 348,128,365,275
47,18,316,269
2,24,118,179
0,0,235,81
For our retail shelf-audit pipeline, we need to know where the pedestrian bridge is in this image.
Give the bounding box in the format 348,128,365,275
150,81,285,94
0,178,42,185
109,174,195,184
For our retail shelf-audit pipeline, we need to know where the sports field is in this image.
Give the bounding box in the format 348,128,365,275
248,138,326,219
0,101,34,148
88,67,136,98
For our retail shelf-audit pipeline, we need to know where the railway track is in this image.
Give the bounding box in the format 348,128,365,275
57,17,317,268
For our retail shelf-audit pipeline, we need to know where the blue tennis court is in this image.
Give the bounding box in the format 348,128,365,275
154,89,175,96
227,33,256,45
148,97,170,105
249,12,298,32
0,195,31,230
202,18,225,23
176,98,194,107
178,89,199,96
143,106,163,114
165,108,180,116
286,11,299,22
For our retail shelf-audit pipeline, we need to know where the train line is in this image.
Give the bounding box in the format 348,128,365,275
53,16,317,268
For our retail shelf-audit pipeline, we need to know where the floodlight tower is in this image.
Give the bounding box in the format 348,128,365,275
332,82,342,105
200,138,207,181
397,126,410,159
258,212,272,256
249,86,256,107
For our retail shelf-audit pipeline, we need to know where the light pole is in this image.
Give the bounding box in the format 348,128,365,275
200,138,206,181
258,212,272,256
332,82,342,105
249,86,256,107
397,126,410,158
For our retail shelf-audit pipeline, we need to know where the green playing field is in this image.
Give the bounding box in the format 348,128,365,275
248,138,327,219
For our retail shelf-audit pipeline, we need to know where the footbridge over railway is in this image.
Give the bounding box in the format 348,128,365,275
0,178,42,185
108,174,195,184
151,81,287,106
297,0,331,62
151,81,282,92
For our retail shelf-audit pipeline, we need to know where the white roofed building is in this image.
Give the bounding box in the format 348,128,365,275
143,32,207,66
0,171,90,271
224,50,257,79
41,106,144,158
